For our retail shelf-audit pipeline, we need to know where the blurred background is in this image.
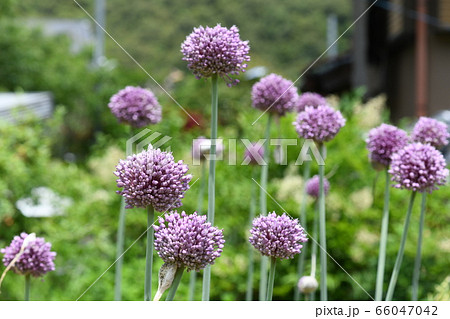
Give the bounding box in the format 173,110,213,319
0,0,448,301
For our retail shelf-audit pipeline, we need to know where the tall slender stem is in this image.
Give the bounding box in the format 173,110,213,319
246,166,258,301
197,162,207,214
165,267,185,301
187,271,197,301
114,198,126,301
311,200,319,278
372,170,380,201
412,192,427,301
24,274,30,301
188,162,207,301
144,206,155,301
318,143,327,301
310,199,319,301
375,169,391,301
207,74,219,226
385,191,417,301
260,113,272,216
202,74,218,301
274,115,282,164
294,159,311,301
266,257,277,301
259,113,272,301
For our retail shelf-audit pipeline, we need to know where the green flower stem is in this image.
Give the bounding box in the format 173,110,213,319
24,274,30,301
260,113,272,217
294,159,311,301
197,161,207,213
114,198,126,301
188,271,197,301
375,169,391,301
246,166,258,301
372,170,380,201
275,115,282,164
310,199,319,301
259,113,272,301
144,205,155,301
165,267,185,301
385,191,417,301
266,257,277,301
202,73,218,301
188,162,207,301
311,200,319,278
318,143,327,301
412,192,427,301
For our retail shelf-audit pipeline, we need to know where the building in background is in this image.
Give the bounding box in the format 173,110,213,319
25,19,94,54
301,0,450,120
0,92,53,123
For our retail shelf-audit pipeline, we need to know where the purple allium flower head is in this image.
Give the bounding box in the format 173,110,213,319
411,117,449,148
114,147,193,211
243,142,265,165
153,211,225,271
389,143,449,193
1,232,56,277
366,124,409,168
298,276,319,294
296,92,327,112
252,73,299,116
108,86,162,128
249,212,307,259
191,137,224,162
306,175,330,198
293,105,346,143
181,24,250,86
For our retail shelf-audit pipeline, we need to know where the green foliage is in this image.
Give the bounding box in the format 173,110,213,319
0,0,448,302
3,0,353,158
0,18,138,157
2,88,449,301
0,0,17,18
17,0,351,80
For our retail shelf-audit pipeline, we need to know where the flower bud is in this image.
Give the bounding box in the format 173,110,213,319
153,262,177,301
21,233,36,251
298,276,319,294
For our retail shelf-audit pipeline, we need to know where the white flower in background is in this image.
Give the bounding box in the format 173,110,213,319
354,94,386,129
16,187,72,218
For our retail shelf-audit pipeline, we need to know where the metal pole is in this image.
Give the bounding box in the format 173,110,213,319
327,13,338,58
415,0,428,117
352,0,368,88
94,0,106,66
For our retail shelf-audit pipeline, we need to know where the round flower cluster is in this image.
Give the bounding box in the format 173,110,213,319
181,24,250,86
1,233,56,277
252,73,299,116
389,143,449,193
153,211,225,271
243,142,265,165
366,124,409,168
296,92,327,112
249,212,307,259
293,105,346,143
108,86,162,128
306,175,330,198
411,117,449,148
297,276,319,294
114,148,192,212
191,137,224,162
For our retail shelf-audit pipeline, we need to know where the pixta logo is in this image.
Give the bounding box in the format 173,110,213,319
126,129,172,156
